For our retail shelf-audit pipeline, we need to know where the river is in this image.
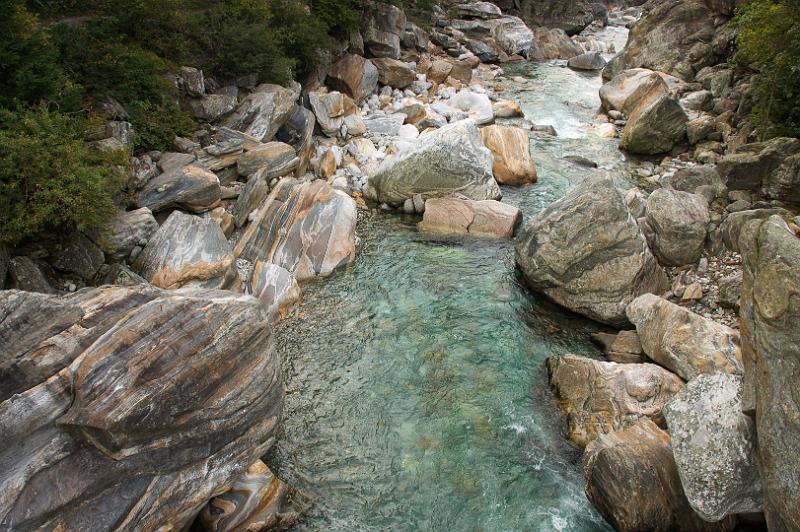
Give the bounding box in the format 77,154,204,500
267,26,634,532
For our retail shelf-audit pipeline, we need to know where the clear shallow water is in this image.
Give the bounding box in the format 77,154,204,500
268,58,637,531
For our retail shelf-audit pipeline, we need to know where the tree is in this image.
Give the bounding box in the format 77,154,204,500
736,0,800,137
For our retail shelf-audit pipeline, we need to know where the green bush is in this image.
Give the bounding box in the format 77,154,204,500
51,23,195,151
0,108,126,245
736,0,800,138
0,0,65,107
126,100,195,152
193,0,296,84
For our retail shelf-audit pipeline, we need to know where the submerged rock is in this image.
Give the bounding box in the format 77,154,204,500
739,215,800,530
418,197,520,238
515,177,668,326
0,286,283,531
479,125,537,186
583,419,735,532
249,262,301,321
664,373,762,522
547,354,684,447
366,119,500,204
627,294,742,381
134,211,235,290
235,180,357,280
568,52,607,71
197,460,312,532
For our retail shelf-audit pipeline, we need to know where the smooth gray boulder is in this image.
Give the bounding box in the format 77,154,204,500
248,261,301,321
568,51,607,70
739,215,800,530
103,208,159,263
583,419,736,532
222,83,299,141
644,188,710,267
627,294,742,381
134,211,235,289
308,91,357,138
187,93,238,122
137,164,221,214
515,177,668,326
366,119,499,204
620,91,688,155
236,142,298,178
664,373,762,522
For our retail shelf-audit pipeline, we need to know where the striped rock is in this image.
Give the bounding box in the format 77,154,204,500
0,286,283,531
234,179,357,280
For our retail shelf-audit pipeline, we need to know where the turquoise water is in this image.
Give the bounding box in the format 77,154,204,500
268,59,635,531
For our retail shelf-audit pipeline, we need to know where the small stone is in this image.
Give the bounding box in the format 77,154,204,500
682,282,703,300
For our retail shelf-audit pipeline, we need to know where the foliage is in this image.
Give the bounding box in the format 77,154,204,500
0,108,126,245
193,0,295,84
735,0,800,137
0,0,65,107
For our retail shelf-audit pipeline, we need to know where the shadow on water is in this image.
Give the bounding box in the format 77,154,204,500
266,59,640,531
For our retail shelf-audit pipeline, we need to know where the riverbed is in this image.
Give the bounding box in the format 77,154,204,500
268,29,635,531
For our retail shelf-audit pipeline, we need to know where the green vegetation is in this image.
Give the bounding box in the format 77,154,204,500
0,108,126,245
735,0,800,138
1,0,401,245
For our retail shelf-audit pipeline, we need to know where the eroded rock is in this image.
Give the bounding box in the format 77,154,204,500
366,119,500,204
235,180,357,280
0,286,283,531
134,211,235,289
627,294,742,380
515,177,668,326
547,354,684,447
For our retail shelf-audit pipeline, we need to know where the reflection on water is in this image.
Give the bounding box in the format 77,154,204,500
268,59,637,531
